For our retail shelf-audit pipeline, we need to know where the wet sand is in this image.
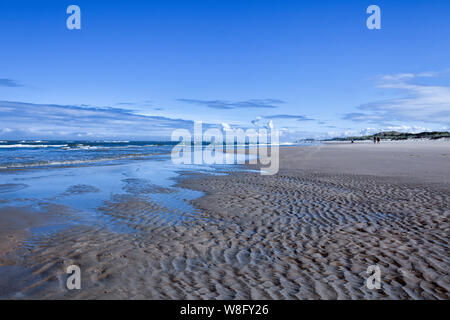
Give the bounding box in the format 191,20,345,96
1,140,449,299
0,206,52,266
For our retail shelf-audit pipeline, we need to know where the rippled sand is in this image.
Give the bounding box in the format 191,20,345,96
1,141,449,299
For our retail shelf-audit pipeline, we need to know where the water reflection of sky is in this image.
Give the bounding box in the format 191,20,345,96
0,153,252,235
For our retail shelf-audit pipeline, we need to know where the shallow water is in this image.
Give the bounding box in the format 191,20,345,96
0,141,266,241
1,158,210,233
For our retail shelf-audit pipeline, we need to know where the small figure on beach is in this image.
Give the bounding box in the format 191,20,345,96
377,137,381,144
373,137,377,144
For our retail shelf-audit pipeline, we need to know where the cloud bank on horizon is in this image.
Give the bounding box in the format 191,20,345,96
0,100,280,140
1,69,449,141
0,100,198,140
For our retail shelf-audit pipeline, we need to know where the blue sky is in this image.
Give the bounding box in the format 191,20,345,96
0,0,449,140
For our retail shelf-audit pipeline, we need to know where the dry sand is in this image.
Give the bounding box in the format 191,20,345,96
1,140,449,299
281,139,450,184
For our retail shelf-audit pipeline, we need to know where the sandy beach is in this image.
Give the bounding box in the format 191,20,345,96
0,140,449,299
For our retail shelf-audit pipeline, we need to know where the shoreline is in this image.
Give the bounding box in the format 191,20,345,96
0,140,449,299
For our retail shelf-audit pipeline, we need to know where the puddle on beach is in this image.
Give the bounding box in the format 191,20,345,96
0,154,255,237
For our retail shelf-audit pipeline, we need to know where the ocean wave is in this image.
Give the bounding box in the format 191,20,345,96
0,142,176,150
0,153,160,170
0,144,68,149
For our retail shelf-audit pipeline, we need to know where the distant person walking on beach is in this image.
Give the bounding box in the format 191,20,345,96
377,137,381,144
373,137,377,144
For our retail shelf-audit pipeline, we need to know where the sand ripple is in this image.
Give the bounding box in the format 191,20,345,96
5,168,448,300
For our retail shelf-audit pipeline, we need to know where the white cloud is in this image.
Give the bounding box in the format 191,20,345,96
384,125,432,133
344,71,450,125
0,100,212,140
